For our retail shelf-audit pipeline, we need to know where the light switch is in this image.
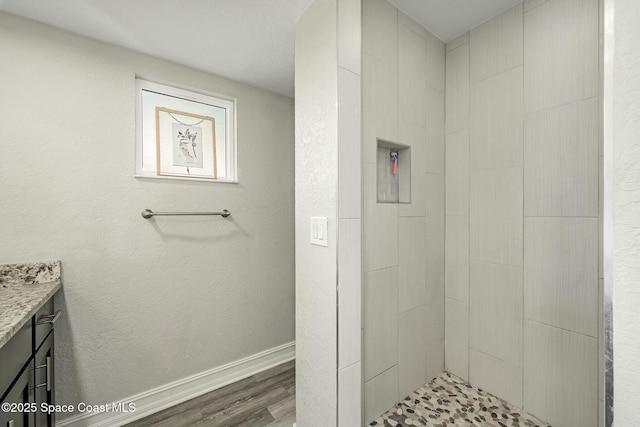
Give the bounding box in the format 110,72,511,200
310,217,328,247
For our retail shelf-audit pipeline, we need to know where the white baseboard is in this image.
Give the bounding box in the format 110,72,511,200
57,341,296,427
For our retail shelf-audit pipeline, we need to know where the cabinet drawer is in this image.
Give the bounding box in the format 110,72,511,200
34,299,55,352
0,321,32,401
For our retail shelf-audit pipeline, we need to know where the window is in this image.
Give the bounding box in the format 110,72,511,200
135,78,237,182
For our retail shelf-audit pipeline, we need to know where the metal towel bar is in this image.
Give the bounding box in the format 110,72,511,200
141,209,231,219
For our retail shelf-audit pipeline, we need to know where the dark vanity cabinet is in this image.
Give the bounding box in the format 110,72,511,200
0,299,59,427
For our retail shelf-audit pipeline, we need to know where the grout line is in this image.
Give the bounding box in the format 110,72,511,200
524,318,599,340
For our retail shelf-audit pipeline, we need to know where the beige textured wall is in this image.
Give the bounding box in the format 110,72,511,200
0,11,295,422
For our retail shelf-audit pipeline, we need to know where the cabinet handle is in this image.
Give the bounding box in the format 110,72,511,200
31,358,52,391
46,356,51,392
37,311,62,325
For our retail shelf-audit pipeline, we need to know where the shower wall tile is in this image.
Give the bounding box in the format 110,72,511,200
524,98,599,217
445,44,470,134
426,173,445,259
446,32,469,52
426,338,445,382
599,278,604,407
362,54,398,165
470,167,523,267
599,156,604,279
398,10,427,38
470,67,523,171
364,163,398,271
399,167,426,218
399,217,426,312
425,87,445,175
364,365,399,424
399,117,426,175
524,0,549,12
445,216,469,303
524,0,598,112
338,219,361,369
445,298,469,380
469,262,523,366
362,0,397,63
425,32,445,93
426,257,445,345
338,68,361,219
524,320,598,427
338,362,362,427
337,0,361,74
399,306,428,400
524,217,599,337
445,130,469,216
470,3,523,82
399,23,427,128
364,267,399,380
469,348,523,408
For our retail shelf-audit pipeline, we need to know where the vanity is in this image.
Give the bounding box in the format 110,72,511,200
0,261,61,427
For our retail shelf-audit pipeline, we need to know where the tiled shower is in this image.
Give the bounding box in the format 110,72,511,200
361,0,603,426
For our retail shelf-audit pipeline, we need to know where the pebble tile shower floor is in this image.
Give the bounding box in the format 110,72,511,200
369,372,551,427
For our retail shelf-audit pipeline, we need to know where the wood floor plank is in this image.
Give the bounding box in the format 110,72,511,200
199,386,288,426
124,361,295,427
253,361,295,383
267,393,295,421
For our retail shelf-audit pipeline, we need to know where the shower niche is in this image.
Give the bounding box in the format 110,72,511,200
376,139,411,203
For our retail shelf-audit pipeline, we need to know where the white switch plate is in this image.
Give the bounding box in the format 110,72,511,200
310,216,328,247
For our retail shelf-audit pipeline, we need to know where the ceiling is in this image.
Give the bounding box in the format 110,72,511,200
0,0,522,97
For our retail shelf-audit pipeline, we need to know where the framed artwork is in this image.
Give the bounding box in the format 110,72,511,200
135,79,237,182
155,107,217,179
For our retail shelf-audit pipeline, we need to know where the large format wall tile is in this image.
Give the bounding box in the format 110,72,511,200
470,167,523,267
425,87,445,175
447,33,469,52
364,163,398,271
364,267,399,380
445,43,470,134
338,362,362,427
524,321,598,427
399,217,427,312
425,32,445,93
445,216,469,303
524,0,598,112
338,68,362,219
338,219,361,369
469,348,523,408
445,298,469,380
426,338,445,382
362,0,397,63
426,257,445,345
399,306,428,400
362,54,398,165
365,365,399,424
470,67,523,171
524,98,599,217
469,262,523,366
426,173,445,259
446,130,469,216
524,217,599,337
337,0,361,74
470,3,523,82
399,23,427,128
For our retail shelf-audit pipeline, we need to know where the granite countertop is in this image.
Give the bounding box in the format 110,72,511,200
0,261,62,349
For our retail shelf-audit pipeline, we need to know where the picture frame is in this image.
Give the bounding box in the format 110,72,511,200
135,78,237,183
155,107,217,179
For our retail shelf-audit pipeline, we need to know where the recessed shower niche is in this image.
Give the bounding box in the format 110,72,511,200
376,139,411,203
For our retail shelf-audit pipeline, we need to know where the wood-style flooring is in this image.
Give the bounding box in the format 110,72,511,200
124,360,295,427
